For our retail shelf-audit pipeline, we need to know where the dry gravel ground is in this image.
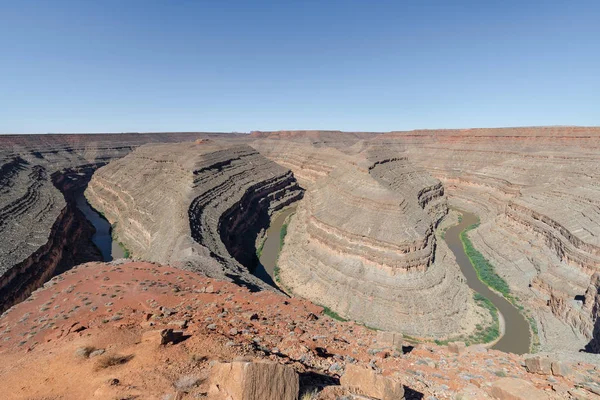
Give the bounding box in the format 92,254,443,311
0,261,598,399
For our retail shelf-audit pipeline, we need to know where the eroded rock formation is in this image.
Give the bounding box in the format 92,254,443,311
0,132,237,310
250,133,480,338
85,141,302,289
369,127,600,352
3,127,600,355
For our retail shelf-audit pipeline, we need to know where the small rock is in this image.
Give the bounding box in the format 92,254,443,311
75,346,94,358
169,320,188,329
340,364,404,400
161,307,176,316
209,361,298,400
246,313,259,321
490,377,548,400
89,349,106,358
551,361,571,377
142,329,184,345
448,341,466,355
328,363,342,373
524,356,552,375
376,330,404,349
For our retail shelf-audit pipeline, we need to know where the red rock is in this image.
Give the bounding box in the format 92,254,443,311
340,364,404,400
376,330,404,349
209,361,298,400
551,361,572,377
490,377,548,400
448,341,466,355
525,356,552,375
141,329,183,345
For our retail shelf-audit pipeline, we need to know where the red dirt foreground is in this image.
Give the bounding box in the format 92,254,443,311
0,261,598,399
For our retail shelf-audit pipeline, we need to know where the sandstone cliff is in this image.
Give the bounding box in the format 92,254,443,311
0,132,238,310
371,126,600,352
85,141,303,289
251,135,481,339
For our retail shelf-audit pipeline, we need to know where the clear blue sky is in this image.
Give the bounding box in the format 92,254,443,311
1,0,598,133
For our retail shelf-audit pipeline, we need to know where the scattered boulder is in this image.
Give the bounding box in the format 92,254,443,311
524,356,552,375
75,346,95,358
160,306,176,316
448,341,466,355
340,364,405,400
376,330,404,349
142,329,184,345
169,320,188,329
550,361,571,377
205,285,215,293
209,361,298,400
490,377,548,400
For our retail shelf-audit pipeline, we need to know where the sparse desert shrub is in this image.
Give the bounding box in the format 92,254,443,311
173,375,203,391
75,345,95,358
95,354,134,369
190,354,208,364
321,305,347,322
300,388,318,400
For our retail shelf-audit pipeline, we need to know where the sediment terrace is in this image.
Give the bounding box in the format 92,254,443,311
85,141,303,290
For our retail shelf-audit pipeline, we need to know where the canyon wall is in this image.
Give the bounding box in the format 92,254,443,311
3,127,600,353
250,133,481,339
85,141,303,290
0,132,237,310
369,127,600,352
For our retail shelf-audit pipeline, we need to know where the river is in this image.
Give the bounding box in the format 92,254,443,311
444,209,531,354
254,206,297,286
75,193,125,261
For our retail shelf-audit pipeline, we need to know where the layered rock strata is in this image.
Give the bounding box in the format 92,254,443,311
0,132,237,310
252,135,478,338
85,141,302,289
369,127,600,352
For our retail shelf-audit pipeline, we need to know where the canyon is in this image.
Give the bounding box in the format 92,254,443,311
1,127,600,398
0,133,230,312
84,140,303,290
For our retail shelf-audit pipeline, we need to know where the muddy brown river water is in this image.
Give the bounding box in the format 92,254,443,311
444,209,531,354
76,194,125,261
254,206,297,286
253,205,531,353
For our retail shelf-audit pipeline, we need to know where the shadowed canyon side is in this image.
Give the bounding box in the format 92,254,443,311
0,133,240,311
2,127,600,358
251,135,485,339
85,141,303,290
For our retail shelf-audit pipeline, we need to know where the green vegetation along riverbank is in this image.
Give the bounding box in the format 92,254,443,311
460,219,540,351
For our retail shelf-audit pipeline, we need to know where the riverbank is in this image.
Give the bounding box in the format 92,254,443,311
75,193,125,261
253,206,297,287
445,208,531,354
460,216,540,351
